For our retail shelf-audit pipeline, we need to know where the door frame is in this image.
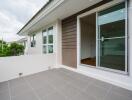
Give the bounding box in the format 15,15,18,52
77,0,128,74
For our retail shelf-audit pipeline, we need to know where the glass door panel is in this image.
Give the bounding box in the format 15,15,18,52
98,2,126,72
99,38,125,71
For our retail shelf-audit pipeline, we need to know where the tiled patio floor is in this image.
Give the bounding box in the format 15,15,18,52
0,68,132,100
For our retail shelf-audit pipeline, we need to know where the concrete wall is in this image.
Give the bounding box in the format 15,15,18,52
0,54,55,82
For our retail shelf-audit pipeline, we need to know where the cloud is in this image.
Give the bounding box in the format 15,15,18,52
0,0,49,42
0,11,23,33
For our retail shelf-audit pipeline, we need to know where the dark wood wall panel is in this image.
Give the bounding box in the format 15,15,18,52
62,16,77,68
62,0,112,68
62,49,77,67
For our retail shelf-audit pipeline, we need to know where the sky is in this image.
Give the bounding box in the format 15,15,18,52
0,0,49,42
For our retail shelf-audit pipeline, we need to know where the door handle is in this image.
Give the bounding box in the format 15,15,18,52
101,37,104,42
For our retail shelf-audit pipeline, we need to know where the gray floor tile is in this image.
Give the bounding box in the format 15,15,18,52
41,91,67,100
9,78,26,88
60,84,82,99
10,83,32,97
111,85,132,98
69,78,93,92
24,73,46,81
0,90,10,100
85,84,110,100
0,68,132,100
55,72,76,84
71,92,96,100
11,91,38,100
27,79,50,89
49,78,69,90
57,68,94,91
0,81,9,93
35,83,56,98
93,79,112,90
105,91,132,100
58,68,92,81
24,72,55,85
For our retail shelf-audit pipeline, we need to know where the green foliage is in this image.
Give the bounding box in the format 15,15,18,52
0,40,6,44
9,43,25,56
0,40,25,57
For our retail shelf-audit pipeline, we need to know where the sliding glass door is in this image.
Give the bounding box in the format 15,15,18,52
97,2,127,72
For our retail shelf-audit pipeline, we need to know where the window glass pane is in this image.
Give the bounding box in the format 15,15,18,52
43,30,47,44
99,38,125,71
98,2,125,38
48,45,53,53
48,35,53,44
48,27,53,35
98,2,126,72
43,30,47,36
99,2,125,16
30,35,36,47
43,36,47,44
99,20,125,38
43,45,47,54
48,27,53,44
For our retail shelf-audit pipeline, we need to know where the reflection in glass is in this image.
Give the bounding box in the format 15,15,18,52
48,27,53,44
99,38,125,71
48,35,53,44
48,45,53,53
43,30,47,44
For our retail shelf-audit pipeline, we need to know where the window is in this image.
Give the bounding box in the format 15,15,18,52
30,35,36,47
42,27,54,54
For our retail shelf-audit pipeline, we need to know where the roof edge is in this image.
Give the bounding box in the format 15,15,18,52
17,0,53,35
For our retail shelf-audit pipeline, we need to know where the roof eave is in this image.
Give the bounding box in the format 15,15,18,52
17,0,53,35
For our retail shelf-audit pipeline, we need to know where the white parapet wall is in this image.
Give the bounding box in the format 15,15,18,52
0,54,55,82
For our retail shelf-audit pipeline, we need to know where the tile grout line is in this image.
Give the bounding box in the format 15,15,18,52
59,70,113,100
58,70,95,92
8,81,11,100
52,70,97,100
23,78,41,100
40,71,70,100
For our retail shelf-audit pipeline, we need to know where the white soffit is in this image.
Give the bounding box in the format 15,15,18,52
20,0,103,35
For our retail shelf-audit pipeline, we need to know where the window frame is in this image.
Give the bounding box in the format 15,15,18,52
30,34,36,48
42,26,54,54
96,2,128,73
77,0,128,75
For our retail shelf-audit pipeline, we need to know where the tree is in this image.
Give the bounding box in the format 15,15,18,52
0,40,6,44
0,40,25,57
9,43,25,56
0,40,7,57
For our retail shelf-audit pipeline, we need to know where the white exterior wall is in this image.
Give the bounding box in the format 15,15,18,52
55,20,62,67
0,54,55,82
26,31,43,55
25,21,61,68
25,22,58,56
